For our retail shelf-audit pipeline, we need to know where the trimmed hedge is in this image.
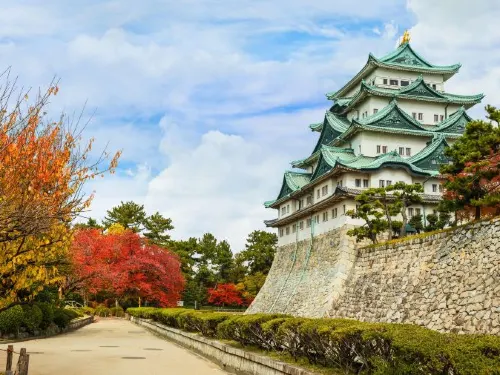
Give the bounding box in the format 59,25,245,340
127,307,500,375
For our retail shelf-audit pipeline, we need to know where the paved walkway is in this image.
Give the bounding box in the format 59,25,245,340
0,319,228,375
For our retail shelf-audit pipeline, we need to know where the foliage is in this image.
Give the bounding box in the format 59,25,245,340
21,304,43,333
109,306,125,317
36,302,55,329
408,214,424,234
441,105,500,219
346,189,388,244
95,305,112,317
425,210,451,232
0,80,120,309
143,212,174,247
127,308,500,375
103,201,146,232
236,272,267,305
386,182,423,237
73,218,103,231
237,230,277,275
53,308,71,328
207,283,244,306
0,305,24,334
69,228,185,307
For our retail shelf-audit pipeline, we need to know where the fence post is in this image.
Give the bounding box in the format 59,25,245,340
5,344,13,375
15,348,29,375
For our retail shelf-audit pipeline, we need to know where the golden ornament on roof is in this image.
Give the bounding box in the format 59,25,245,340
400,30,411,45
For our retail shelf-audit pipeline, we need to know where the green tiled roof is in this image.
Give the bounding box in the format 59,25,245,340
334,99,464,143
329,43,461,99
408,135,452,171
433,107,472,133
309,122,323,132
310,112,350,153
335,75,484,110
273,171,312,204
291,145,354,169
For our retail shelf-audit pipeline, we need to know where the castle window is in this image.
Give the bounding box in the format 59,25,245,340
432,184,438,192
383,78,388,85
390,79,398,86
343,205,346,214
279,229,284,237
434,114,439,122
355,179,361,187
286,226,290,235
363,179,369,188
281,207,286,215
332,208,338,218
418,113,423,121
301,199,305,209
322,185,328,196
373,108,378,114
408,208,414,218
306,219,311,228
316,189,320,199
315,215,320,224
406,148,411,156
412,112,417,119
306,196,313,205
386,180,392,186
322,212,329,222
292,224,296,233
416,208,421,216
440,115,444,121
400,80,409,86
377,145,381,154
287,204,290,213
337,180,343,187
399,147,404,156
382,146,388,153
379,180,385,188
432,84,437,90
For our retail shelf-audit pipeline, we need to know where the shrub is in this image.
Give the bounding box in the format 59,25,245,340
62,309,80,321
176,311,204,332
21,305,43,334
109,306,125,317
0,305,25,335
126,307,158,319
154,308,187,328
35,302,54,330
53,308,71,328
217,313,290,349
95,305,112,317
80,306,95,316
197,312,234,338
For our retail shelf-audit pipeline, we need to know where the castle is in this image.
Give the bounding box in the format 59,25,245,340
264,33,483,246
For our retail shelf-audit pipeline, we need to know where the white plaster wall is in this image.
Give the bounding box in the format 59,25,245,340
423,177,444,195
349,131,430,158
397,100,460,125
370,168,413,187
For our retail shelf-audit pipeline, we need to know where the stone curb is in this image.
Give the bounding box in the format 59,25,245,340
0,316,94,344
131,317,317,375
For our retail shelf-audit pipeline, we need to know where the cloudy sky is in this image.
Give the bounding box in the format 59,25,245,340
2,0,499,251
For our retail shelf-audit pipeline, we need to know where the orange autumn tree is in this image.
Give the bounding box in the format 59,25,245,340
0,75,120,309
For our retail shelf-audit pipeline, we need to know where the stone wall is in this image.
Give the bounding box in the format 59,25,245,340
246,225,359,317
248,218,500,334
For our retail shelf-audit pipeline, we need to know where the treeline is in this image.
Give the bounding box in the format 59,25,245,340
75,201,277,308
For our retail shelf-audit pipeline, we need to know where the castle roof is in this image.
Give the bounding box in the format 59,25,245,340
333,75,483,111
329,43,461,99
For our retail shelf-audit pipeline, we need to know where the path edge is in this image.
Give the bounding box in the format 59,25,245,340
130,316,317,375
0,316,94,344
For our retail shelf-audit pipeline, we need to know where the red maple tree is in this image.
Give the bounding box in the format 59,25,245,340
70,229,185,307
207,283,244,306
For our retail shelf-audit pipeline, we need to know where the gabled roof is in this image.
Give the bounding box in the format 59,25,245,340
310,112,351,153
434,107,472,134
408,135,452,171
329,43,461,99
291,145,354,169
266,171,311,207
337,76,484,111
334,99,463,143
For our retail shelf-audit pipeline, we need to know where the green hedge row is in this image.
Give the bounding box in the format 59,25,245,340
0,304,83,336
127,308,500,375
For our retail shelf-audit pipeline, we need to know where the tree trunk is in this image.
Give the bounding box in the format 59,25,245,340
138,296,141,308
385,206,393,241
400,206,408,237
475,205,481,220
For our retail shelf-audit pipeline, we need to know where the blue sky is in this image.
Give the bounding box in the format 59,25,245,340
1,0,499,251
